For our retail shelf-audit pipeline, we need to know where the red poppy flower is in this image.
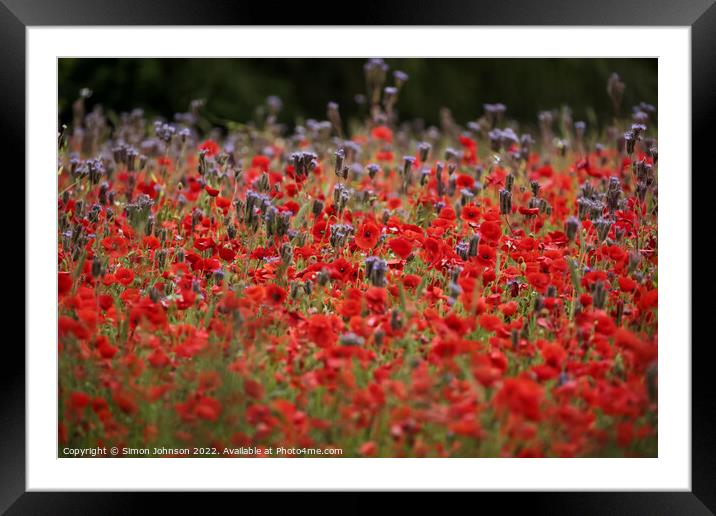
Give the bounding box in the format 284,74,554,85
526,272,550,293
355,221,380,250
112,391,138,415
365,287,387,313
371,125,393,143
115,267,135,286
307,314,339,348
312,220,328,242
480,220,502,241
476,244,496,266
456,174,475,189
58,272,72,295
199,139,220,157
403,274,421,290
252,155,271,172
68,391,90,411
359,441,378,457
495,377,544,421
461,204,481,223
194,396,223,422
265,284,287,306
388,237,413,259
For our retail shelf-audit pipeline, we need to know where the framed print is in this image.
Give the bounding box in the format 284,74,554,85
5,0,712,512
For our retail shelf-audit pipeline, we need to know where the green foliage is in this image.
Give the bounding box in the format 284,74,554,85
58,58,657,132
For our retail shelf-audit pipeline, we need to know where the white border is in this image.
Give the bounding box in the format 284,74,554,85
27,27,691,490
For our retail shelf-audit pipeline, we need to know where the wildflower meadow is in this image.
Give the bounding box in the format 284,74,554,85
58,59,658,458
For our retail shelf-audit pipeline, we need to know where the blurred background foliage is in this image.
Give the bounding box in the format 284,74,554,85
59,58,656,133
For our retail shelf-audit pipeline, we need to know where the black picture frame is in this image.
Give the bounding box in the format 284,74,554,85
4,0,711,513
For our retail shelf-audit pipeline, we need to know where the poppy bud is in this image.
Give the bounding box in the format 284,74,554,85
280,243,293,265
292,230,307,247
145,214,155,236
417,142,431,162
628,251,641,273
505,174,514,191
276,212,291,237
589,200,604,221
91,256,103,278
474,165,483,181
547,285,557,298
631,123,647,138
312,199,324,217
290,282,302,299
499,189,512,215
402,156,416,177
256,172,270,193
155,248,167,269
577,197,590,220
447,281,462,300
316,268,330,286
71,223,84,246
444,147,458,164
530,180,541,197
594,218,613,242
623,131,636,154
436,163,445,196
649,146,658,164
539,198,550,215
591,280,607,309
340,332,365,346
565,216,580,241
557,371,569,387
448,199,459,219
334,149,345,178
374,329,385,347
606,176,622,212
455,240,469,260
390,309,402,331
460,188,474,206
468,234,480,257
636,181,648,202
227,223,237,240
264,206,278,237
365,256,387,287
450,266,462,283
333,183,344,205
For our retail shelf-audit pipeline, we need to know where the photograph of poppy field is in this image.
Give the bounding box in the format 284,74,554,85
58,58,658,458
